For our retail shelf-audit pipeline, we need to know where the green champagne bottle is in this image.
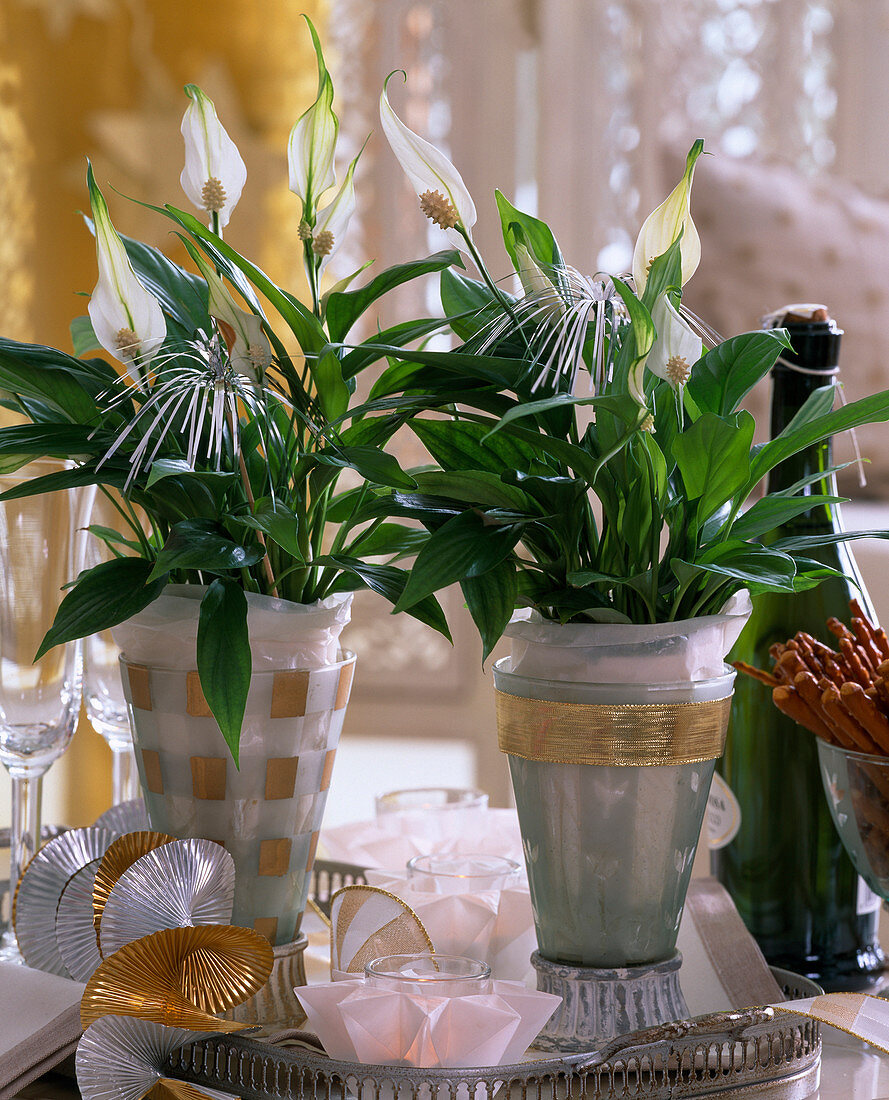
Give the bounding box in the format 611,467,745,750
713,304,885,991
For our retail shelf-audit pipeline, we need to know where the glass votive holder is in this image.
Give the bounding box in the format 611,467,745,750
374,787,489,817
365,953,491,997
407,853,522,895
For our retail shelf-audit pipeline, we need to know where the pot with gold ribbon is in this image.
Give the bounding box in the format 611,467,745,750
492,599,749,1049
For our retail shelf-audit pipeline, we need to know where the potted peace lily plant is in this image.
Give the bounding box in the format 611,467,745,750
366,83,889,1050
0,22,457,964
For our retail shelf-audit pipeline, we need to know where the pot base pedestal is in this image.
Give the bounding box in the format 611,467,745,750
531,950,688,1052
224,932,309,1034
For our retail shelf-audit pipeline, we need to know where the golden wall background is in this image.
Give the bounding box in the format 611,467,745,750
0,0,328,824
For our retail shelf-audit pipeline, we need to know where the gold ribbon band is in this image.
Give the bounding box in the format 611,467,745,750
495,689,732,766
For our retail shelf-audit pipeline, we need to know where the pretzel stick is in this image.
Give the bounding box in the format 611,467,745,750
776,648,811,683
772,686,833,739
792,672,839,741
732,660,779,688
792,635,825,678
874,676,889,712
821,687,880,753
828,616,856,645
797,633,845,681
852,618,881,673
839,638,873,688
840,682,889,753
874,627,889,663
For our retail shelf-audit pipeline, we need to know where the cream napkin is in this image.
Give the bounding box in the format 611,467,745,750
319,808,524,871
0,963,84,1099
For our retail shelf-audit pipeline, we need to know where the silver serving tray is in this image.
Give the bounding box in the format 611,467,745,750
163,969,822,1099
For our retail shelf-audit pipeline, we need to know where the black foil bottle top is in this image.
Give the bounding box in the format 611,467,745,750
762,302,842,374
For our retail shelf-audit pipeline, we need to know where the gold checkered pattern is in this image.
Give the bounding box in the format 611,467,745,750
127,656,355,945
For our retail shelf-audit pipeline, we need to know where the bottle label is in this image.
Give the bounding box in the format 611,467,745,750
707,773,742,850
857,876,882,916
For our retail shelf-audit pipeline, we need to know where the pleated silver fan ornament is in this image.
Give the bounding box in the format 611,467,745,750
76,1015,231,1100
93,799,149,836
55,858,103,981
14,826,115,976
99,838,235,957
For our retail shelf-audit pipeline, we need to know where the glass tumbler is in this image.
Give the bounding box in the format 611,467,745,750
364,952,491,997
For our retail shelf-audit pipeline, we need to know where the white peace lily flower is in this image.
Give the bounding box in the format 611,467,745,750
180,84,247,230
191,252,271,383
288,17,338,216
86,162,166,382
646,294,702,389
380,72,477,252
632,140,703,295
311,150,361,274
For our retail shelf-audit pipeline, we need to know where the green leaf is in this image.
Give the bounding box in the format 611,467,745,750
782,384,837,433
771,529,889,553
687,330,791,417
699,541,798,590
0,423,116,457
341,316,446,379
119,231,210,332
440,269,503,341
345,522,428,560
313,349,351,422
313,445,417,489
234,501,303,561
747,390,889,491
411,418,543,477
461,558,518,662
394,510,523,612
325,251,462,343
672,411,754,523
146,459,237,493
483,392,635,438
160,204,327,353
197,578,250,766
36,558,167,659
70,315,101,357
411,470,530,510
728,494,847,541
148,520,264,582
0,340,101,423
318,556,451,640
495,191,564,271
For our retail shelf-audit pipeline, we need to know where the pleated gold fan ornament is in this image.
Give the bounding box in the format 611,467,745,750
330,885,434,976
81,925,274,1031
92,831,177,941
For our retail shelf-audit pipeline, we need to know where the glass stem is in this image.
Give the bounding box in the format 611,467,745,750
111,745,140,805
9,765,44,900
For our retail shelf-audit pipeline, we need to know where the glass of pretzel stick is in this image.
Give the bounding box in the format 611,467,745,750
736,600,889,899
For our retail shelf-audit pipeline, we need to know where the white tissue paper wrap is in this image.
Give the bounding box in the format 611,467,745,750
364,871,535,983
319,808,525,872
112,584,352,668
504,590,752,683
296,979,561,1068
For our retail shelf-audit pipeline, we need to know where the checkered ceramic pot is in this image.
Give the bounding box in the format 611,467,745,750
119,650,356,946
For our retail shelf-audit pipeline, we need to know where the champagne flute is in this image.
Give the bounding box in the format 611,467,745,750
85,628,138,805
0,460,92,959
83,492,139,805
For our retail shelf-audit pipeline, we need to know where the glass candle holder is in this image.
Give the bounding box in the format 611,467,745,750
374,787,489,816
365,952,491,997
407,853,522,895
